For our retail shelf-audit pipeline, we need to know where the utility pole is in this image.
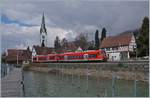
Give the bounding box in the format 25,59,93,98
17,50,19,65
134,71,137,97
136,46,137,60
112,73,116,97
135,37,138,60
86,69,89,93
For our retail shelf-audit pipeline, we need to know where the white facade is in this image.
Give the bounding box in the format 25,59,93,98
105,48,130,61
31,47,36,62
40,32,47,46
129,35,137,51
108,52,120,61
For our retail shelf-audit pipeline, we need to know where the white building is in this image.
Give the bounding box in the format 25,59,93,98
100,32,136,61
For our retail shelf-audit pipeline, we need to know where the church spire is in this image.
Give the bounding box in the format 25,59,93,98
40,12,47,47
40,12,47,34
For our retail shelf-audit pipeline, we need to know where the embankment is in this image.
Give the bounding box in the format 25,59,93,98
23,62,149,83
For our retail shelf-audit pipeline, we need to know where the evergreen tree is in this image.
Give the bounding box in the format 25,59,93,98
137,17,149,57
54,36,61,49
101,27,107,42
95,30,100,50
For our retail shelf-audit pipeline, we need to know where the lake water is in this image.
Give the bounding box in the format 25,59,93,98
23,70,149,97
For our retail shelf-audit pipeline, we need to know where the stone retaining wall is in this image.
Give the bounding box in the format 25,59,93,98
23,62,149,82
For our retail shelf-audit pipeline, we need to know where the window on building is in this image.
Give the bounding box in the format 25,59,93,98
112,47,118,50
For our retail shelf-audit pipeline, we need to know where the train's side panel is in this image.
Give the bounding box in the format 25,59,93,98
47,54,58,62
32,50,108,63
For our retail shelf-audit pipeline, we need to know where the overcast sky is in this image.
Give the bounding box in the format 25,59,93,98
1,0,149,52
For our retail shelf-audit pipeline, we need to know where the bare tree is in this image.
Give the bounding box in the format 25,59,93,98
74,33,89,50
61,38,68,49
54,36,61,49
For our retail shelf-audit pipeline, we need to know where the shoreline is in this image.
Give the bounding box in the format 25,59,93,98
23,63,149,83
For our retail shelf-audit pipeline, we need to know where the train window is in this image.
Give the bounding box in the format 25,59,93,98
68,56,71,59
89,54,97,58
74,56,77,59
80,55,83,59
76,56,78,59
70,56,72,59
64,55,68,60
79,55,81,59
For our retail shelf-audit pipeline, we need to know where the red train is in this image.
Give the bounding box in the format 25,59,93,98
32,50,107,63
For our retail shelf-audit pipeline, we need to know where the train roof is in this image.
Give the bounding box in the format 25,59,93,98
34,49,105,56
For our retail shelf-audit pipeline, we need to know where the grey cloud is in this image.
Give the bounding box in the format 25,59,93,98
3,1,148,33
1,0,149,51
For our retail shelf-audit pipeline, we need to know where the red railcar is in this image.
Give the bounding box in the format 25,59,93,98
32,50,107,63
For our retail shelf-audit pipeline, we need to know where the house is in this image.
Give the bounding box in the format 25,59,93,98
75,47,83,52
5,48,31,64
100,32,136,61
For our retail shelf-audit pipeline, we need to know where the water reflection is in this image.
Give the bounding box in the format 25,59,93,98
23,70,149,97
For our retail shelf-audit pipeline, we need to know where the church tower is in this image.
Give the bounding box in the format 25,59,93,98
40,12,47,47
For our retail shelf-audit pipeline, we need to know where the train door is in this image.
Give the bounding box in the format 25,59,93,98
47,55,49,61
84,54,88,60
64,55,68,61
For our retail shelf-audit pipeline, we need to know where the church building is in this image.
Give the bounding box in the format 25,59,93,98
32,13,54,60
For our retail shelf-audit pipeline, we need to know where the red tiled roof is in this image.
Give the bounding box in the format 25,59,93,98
55,49,67,54
33,45,54,55
100,32,133,48
33,41,79,55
